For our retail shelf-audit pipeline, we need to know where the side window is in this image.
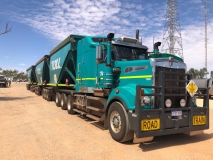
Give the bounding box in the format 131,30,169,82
102,49,107,61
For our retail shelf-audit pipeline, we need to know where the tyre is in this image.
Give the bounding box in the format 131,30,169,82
34,87,38,95
107,102,133,143
60,93,67,110
55,92,61,107
26,84,30,90
46,90,51,101
37,88,41,95
42,89,45,99
67,95,76,114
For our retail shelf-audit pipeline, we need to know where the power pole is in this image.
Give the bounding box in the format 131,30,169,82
161,0,183,59
203,0,208,78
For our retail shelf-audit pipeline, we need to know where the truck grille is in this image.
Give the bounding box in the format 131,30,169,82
154,66,186,108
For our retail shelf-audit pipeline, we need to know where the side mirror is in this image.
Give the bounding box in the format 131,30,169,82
96,46,103,64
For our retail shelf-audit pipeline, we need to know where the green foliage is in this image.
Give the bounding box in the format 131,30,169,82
187,67,210,79
187,68,199,79
211,71,213,79
0,69,27,81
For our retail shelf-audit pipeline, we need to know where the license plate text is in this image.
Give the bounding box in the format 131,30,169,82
193,116,206,126
141,119,160,131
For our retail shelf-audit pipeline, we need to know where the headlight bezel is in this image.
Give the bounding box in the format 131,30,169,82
165,99,172,108
141,96,151,106
180,99,186,107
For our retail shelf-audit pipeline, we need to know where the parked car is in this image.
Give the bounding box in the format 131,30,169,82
0,75,11,87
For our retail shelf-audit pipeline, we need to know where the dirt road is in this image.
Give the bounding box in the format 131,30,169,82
0,83,213,160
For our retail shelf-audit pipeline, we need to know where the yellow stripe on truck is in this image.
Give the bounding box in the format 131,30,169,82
120,75,152,79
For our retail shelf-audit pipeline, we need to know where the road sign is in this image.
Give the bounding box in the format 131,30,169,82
186,80,198,97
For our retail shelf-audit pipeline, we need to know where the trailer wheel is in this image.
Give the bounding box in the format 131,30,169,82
67,95,76,114
60,93,67,110
26,84,30,90
37,87,41,95
42,89,45,99
55,92,61,107
34,87,38,95
46,90,51,101
107,102,133,143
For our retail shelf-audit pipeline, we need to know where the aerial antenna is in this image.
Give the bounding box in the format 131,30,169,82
161,0,183,59
203,0,208,78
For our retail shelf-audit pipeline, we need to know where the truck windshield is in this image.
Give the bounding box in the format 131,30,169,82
112,44,147,61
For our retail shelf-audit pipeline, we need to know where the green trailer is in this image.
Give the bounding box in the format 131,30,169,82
31,30,209,143
34,55,50,96
26,65,37,91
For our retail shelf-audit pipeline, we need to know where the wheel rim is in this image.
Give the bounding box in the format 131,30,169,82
110,110,121,133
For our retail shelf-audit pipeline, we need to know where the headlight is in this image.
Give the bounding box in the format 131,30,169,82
141,96,150,106
165,99,172,108
180,99,186,107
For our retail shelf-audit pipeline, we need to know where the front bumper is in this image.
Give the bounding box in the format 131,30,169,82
129,72,209,139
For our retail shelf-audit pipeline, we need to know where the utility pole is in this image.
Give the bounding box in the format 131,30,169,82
161,0,183,59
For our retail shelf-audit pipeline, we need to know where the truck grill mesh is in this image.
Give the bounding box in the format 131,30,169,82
155,66,186,108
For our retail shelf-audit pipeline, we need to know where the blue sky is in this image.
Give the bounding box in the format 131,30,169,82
0,0,213,74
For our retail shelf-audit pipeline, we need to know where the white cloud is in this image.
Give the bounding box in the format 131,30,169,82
4,0,213,74
19,63,26,66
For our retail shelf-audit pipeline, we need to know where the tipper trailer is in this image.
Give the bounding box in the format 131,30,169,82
27,31,209,143
33,55,52,98
26,65,37,91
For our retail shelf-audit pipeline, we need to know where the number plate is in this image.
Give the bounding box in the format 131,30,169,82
171,111,182,116
193,116,206,126
141,119,160,131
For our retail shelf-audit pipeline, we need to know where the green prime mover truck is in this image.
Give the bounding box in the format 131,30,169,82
28,30,209,143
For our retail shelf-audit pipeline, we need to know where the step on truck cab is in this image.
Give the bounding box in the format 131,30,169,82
31,30,209,143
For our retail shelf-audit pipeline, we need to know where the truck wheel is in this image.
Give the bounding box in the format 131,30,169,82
37,87,41,95
67,95,76,114
35,87,38,95
46,90,51,101
55,92,61,107
26,84,30,90
107,102,133,143
60,93,67,110
42,89,45,99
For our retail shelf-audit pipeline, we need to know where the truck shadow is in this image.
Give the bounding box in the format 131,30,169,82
0,96,34,101
137,133,213,151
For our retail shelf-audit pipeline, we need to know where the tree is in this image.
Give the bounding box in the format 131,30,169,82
198,68,209,79
0,22,12,35
187,68,199,79
211,71,213,79
0,69,27,81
